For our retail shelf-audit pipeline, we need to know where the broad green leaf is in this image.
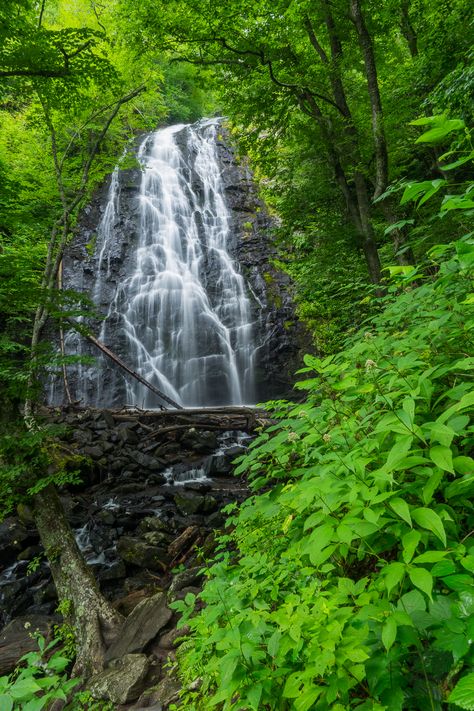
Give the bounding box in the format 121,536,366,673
402,529,421,563
413,551,449,564
412,507,446,546
429,445,454,473
453,456,474,475
382,616,397,651
390,497,412,526
267,630,281,657
9,678,42,700
422,470,444,504
247,683,263,710
0,696,13,711
443,574,474,592
294,687,321,711
426,422,455,447
384,562,406,595
445,475,474,499
431,559,456,577
449,672,474,709
409,567,433,599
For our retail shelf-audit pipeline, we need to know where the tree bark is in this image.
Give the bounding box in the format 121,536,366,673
350,0,389,199
400,0,418,57
32,485,123,677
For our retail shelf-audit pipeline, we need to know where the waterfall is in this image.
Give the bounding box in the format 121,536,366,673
70,119,258,408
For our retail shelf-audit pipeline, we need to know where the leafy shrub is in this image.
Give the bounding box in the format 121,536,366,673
0,633,79,710
173,228,474,710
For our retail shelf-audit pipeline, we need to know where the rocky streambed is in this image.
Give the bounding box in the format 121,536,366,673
0,406,263,707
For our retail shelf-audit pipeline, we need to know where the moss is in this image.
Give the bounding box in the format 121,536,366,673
85,233,97,257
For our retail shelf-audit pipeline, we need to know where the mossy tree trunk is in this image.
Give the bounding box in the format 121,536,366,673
32,485,123,677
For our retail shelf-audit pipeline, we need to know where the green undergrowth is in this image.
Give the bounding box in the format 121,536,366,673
173,233,474,710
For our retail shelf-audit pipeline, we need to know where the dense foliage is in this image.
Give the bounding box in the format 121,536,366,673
173,174,474,708
0,0,473,705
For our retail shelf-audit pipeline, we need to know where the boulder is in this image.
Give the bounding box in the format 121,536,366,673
173,492,217,516
89,653,149,704
117,536,169,571
105,591,173,662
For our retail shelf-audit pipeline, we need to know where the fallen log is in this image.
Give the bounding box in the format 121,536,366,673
66,319,183,411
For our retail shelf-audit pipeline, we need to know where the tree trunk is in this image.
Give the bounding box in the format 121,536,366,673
350,0,389,199
400,0,418,57
32,485,123,677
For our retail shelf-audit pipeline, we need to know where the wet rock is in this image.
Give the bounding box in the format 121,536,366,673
117,536,169,572
17,545,43,562
83,445,105,460
173,492,217,516
98,560,126,582
89,653,149,705
180,430,218,453
105,592,172,662
138,517,168,535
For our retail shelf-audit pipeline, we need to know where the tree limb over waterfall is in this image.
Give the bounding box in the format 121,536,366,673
67,320,184,411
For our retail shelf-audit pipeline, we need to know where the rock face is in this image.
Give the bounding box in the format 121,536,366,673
49,119,304,408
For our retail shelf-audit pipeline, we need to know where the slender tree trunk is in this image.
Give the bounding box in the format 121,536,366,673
32,485,123,677
317,0,383,285
400,0,418,57
349,0,389,199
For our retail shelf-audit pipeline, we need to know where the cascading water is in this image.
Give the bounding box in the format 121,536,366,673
59,119,259,408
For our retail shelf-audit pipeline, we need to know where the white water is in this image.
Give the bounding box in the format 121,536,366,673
81,118,257,409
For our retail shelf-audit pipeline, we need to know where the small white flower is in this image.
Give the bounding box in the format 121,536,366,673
365,359,377,372
287,432,299,442
323,433,331,443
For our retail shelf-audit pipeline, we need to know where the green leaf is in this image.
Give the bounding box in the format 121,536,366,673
409,567,433,600
267,630,281,657
402,529,421,563
390,497,412,526
9,678,42,700
443,574,474,592
0,696,13,711
247,683,263,710
429,445,454,473
449,672,474,709
382,616,397,651
412,507,446,546
427,422,455,447
294,687,322,711
384,561,406,595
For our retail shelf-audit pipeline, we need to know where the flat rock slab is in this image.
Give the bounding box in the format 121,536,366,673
90,653,149,705
105,591,173,662
0,615,55,675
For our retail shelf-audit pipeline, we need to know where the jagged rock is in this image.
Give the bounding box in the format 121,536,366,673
138,673,181,708
180,430,218,453
138,517,169,535
89,653,149,704
117,536,170,572
83,445,104,460
168,567,204,598
105,592,172,662
174,492,217,516
158,624,190,650
98,560,126,582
